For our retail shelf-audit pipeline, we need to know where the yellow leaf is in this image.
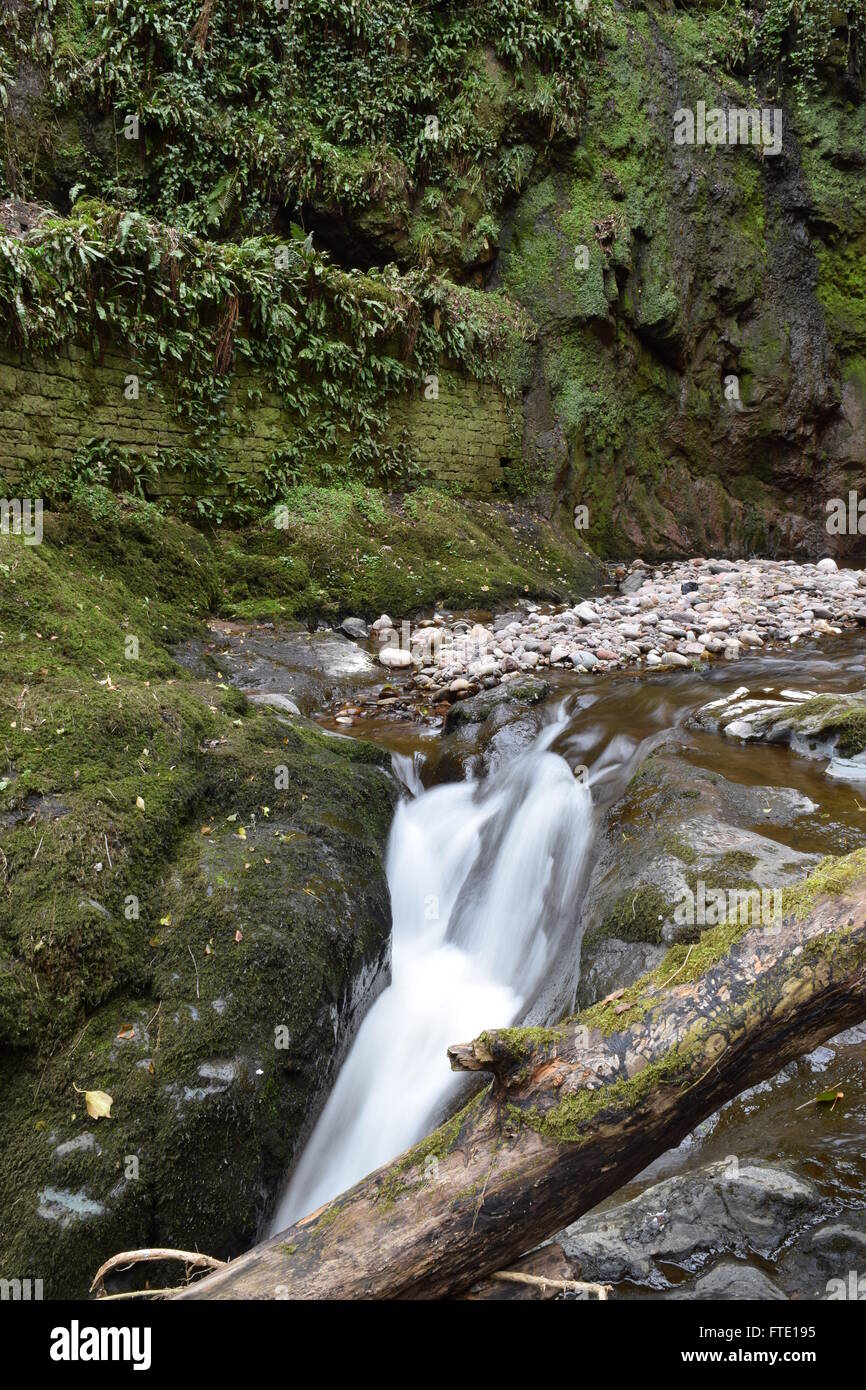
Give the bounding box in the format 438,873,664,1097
135,795,145,810
72,1084,113,1119
159,913,172,927
236,826,246,840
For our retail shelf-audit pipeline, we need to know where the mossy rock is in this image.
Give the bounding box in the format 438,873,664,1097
0,509,397,1297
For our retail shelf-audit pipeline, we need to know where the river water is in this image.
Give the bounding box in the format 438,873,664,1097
269,630,866,1273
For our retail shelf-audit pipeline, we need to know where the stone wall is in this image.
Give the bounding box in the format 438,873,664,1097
0,343,519,498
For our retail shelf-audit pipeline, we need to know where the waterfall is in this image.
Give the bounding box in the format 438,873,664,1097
269,707,594,1231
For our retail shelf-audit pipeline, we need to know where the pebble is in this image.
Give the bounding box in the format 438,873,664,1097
363,556,866,703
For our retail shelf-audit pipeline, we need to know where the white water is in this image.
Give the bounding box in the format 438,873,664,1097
270,709,594,1230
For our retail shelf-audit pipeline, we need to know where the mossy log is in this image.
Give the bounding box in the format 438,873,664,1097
175,864,866,1300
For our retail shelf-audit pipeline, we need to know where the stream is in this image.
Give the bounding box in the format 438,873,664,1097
260,626,866,1293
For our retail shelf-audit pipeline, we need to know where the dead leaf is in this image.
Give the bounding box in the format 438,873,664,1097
72,1084,113,1120
135,795,145,811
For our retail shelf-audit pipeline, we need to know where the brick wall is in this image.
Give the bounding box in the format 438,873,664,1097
0,344,519,498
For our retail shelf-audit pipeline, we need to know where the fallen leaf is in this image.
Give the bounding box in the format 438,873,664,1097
200,825,212,836
135,795,145,811
234,929,243,943
116,1028,135,1041
72,1084,113,1120
235,826,246,840
159,913,172,927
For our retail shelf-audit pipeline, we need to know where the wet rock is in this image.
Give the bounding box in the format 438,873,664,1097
2,716,398,1297
249,692,301,717
577,750,818,1006
444,677,551,730
695,689,866,763
340,616,369,640
560,1161,821,1286
669,1260,787,1300
379,647,413,669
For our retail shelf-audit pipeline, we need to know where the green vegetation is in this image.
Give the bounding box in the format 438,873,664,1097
0,201,533,512
726,0,866,100
0,1,606,251
217,484,602,621
0,505,402,1294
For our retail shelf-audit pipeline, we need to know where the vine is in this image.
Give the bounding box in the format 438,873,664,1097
0,199,534,514
726,0,866,98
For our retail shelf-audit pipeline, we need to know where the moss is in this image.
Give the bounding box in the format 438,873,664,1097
593,886,669,947
662,833,698,866
0,503,399,1295
513,1046,694,1145
713,851,760,883
218,485,603,622
781,695,866,757
781,848,866,920
477,1025,566,1062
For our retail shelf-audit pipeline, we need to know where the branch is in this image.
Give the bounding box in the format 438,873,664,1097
173,854,866,1300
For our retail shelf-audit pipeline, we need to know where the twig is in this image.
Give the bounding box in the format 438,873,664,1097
89,1246,226,1295
188,945,200,999
489,1271,611,1299
661,943,694,987
104,833,112,870
32,834,44,862
92,1286,188,1301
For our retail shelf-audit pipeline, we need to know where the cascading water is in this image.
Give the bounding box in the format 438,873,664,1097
270,707,594,1230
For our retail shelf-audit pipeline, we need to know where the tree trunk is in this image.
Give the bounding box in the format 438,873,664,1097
175,859,866,1300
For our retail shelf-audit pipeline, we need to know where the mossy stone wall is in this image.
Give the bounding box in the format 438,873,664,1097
0,344,518,498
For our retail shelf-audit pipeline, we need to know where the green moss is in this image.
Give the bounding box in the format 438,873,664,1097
781,848,866,920
662,833,698,866
514,1046,693,1145
477,1025,566,1062
783,695,866,757
218,485,603,622
594,887,669,947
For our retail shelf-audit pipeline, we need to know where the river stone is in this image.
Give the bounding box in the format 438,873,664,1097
340,616,369,639
443,677,552,730
379,646,412,669
574,602,599,624
560,1161,821,1285
195,625,379,714
249,692,301,717
620,571,646,594
659,651,690,667
669,1260,787,1301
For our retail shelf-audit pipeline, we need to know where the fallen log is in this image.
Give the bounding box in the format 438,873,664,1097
175,853,866,1300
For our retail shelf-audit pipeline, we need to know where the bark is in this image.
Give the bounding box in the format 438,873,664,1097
175,866,866,1300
